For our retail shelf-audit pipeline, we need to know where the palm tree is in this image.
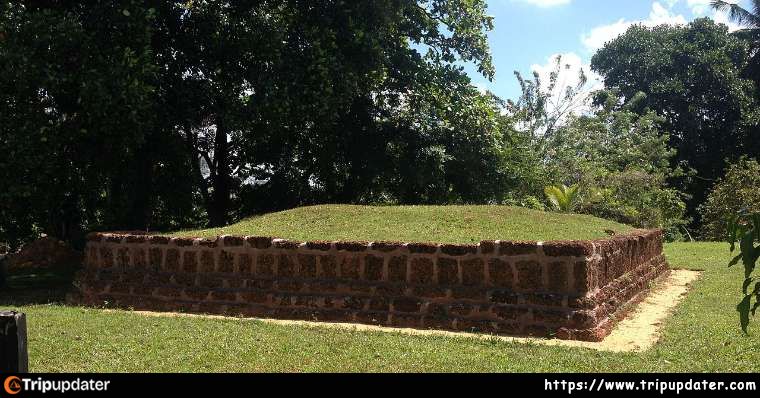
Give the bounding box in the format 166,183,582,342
544,184,581,213
712,1,760,84
712,1,760,26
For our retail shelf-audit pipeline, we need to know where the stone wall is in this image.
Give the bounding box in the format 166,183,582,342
68,230,669,342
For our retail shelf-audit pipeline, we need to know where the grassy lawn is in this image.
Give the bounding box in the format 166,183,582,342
169,205,633,243
3,242,759,372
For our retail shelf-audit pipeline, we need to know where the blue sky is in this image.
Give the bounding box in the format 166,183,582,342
464,0,749,101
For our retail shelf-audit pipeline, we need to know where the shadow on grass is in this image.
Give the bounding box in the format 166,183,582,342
0,266,79,306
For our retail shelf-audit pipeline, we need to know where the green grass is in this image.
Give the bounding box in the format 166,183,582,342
170,205,633,243
4,242,760,372
0,266,77,306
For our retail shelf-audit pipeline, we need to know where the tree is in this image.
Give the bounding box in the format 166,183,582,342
502,55,595,207
196,0,502,215
505,59,688,237
0,0,505,247
700,158,760,240
0,2,200,248
507,54,590,142
591,19,760,227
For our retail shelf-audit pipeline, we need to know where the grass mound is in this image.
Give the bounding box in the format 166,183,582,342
171,205,634,243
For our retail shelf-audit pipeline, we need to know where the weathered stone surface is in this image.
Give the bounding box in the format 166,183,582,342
437,258,459,285
461,258,485,286
409,258,434,284
488,258,513,288
516,260,543,290
364,256,384,281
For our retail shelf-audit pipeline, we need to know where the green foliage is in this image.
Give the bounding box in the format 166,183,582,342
0,1,505,246
727,211,760,333
0,2,202,248
544,185,580,213
700,158,760,241
555,96,689,239
591,19,760,226
507,70,689,238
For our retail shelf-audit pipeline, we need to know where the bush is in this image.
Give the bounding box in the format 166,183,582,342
579,170,689,241
700,158,760,241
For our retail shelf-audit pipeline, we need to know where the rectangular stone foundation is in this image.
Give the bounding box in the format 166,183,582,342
68,230,669,342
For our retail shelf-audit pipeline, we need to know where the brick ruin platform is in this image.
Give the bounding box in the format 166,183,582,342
68,230,669,342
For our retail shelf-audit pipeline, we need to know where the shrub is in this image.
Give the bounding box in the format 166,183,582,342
700,158,760,241
579,170,689,241
544,185,580,213
727,211,760,333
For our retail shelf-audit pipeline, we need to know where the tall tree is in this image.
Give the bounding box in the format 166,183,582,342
0,2,199,247
591,18,760,226
162,0,499,224
1,0,505,246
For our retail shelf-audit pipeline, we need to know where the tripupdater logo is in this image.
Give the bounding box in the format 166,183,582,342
4,376,22,395
2,376,110,394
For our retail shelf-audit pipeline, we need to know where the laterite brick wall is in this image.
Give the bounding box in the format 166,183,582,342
69,230,668,342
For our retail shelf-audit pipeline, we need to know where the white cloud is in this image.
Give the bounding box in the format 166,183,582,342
581,2,688,52
687,0,712,15
531,52,601,91
687,0,743,31
529,52,603,118
512,0,571,8
670,0,744,29
711,10,743,31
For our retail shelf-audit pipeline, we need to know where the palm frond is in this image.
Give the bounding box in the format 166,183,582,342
544,184,581,213
712,0,760,28
544,186,563,211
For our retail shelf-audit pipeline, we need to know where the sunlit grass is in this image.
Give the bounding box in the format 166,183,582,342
170,205,633,243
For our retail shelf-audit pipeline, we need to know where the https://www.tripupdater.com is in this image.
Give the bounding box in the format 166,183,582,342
545,378,757,395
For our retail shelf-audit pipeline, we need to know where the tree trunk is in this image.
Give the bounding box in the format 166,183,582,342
184,125,213,220
209,116,231,227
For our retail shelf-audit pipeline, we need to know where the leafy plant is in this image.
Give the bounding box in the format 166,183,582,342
701,158,760,241
728,210,760,333
508,80,689,239
544,184,581,213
